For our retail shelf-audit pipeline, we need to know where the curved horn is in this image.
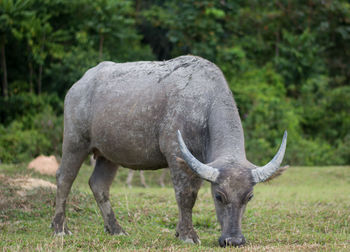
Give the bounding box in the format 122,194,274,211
177,130,219,183
251,131,288,183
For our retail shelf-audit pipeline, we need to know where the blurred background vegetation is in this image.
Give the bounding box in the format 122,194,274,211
0,0,349,165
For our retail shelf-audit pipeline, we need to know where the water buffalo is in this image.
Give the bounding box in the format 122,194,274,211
51,55,287,247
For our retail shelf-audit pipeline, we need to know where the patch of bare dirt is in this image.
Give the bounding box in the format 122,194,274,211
0,173,56,197
9,176,56,196
27,155,59,176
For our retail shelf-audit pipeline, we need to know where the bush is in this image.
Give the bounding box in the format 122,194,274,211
0,122,50,163
336,134,350,165
0,104,63,163
0,93,63,126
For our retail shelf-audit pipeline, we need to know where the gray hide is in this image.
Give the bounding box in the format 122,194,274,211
52,55,287,247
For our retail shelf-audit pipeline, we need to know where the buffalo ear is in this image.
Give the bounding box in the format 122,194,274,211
175,156,186,166
251,131,287,183
263,165,289,183
175,156,194,176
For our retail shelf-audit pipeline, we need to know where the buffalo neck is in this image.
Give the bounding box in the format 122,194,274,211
206,95,247,165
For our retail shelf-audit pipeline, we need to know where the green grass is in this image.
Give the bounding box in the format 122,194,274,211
0,164,349,251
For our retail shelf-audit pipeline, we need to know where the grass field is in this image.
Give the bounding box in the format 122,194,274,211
0,163,349,251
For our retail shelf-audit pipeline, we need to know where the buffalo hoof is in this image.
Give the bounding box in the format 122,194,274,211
54,230,72,236
52,225,72,236
104,225,128,236
175,231,201,245
182,237,201,245
218,236,246,247
51,220,72,236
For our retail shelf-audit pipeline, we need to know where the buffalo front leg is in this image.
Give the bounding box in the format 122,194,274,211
169,157,202,244
52,149,88,235
89,157,127,235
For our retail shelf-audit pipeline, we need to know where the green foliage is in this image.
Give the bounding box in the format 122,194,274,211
0,121,50,163
0,92,62,125
0,0,349,165
276,29,326,97
337,134,350,164
0,93,63,163
0,0,33,36
142,0,227,60
0,111,63,163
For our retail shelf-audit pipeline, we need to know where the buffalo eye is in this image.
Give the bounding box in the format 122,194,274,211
247,194,254,202
215,194,223,203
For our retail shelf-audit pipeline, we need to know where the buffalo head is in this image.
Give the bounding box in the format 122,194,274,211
177,130,287,247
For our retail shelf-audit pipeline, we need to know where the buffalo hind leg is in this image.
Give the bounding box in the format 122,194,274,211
89,157,127,235
52,149,88,235
169,157,202,244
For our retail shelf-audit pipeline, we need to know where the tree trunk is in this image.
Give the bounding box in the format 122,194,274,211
38,64,42,94
29,61,33,93
99,33,104,61
275,30,280,59
0,40,8,98
135,0,141,17
37,33,46,95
